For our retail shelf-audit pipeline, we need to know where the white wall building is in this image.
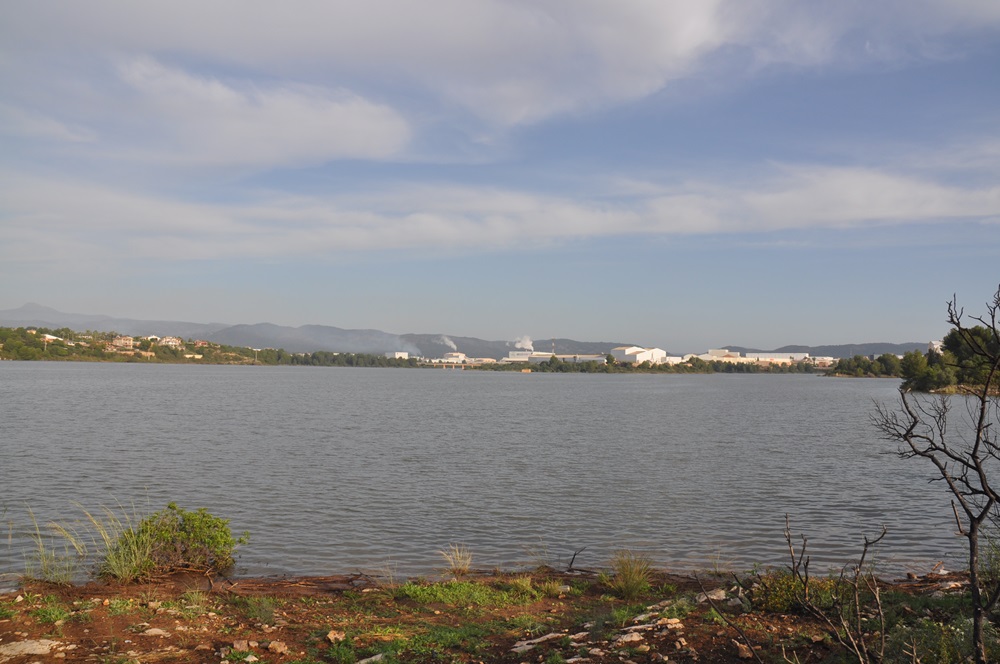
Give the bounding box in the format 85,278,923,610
610,346,668,365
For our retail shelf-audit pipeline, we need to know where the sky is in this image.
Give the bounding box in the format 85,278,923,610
1,1,998,353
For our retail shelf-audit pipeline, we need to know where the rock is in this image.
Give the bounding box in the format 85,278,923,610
696,588,726,603
142,628,169,637
734,639,754,659
357,655,384,664
245,656,259,663
195,644,212,651
615,632,644,645
268,640,289,654
512,633,563,649
588,648,605,656
327,630,346,643
232,639,250,651
0,639,61,659
146,601,161,609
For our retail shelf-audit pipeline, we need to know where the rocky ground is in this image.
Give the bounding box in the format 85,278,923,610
0,568,970,663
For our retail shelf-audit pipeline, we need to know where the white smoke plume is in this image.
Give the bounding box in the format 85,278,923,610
436,335,458,351
513,335,533,351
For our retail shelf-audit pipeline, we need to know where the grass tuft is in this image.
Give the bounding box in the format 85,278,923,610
604,549,652,600
439,543,472,578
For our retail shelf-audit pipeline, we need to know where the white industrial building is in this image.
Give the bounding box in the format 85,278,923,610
611,346,670,365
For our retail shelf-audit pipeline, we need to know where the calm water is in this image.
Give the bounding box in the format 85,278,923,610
0,362,964,588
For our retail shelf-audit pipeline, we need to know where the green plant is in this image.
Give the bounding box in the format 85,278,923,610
31,596,71,624
229,595,279,624
604,550,652,600
131,503,246,573
439,543,472,577
393,580,525,607
610,603,646,627
885,618,1000,664
0,602,15,619
107,598,135,615
23,509,78,585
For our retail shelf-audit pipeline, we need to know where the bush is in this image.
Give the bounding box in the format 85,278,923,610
749,570,847,614
102,503,246,581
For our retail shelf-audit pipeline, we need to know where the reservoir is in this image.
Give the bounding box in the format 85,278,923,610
0,362,963,587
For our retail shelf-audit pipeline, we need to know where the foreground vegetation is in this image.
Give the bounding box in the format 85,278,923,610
3,555,995,663
9,502,1000,662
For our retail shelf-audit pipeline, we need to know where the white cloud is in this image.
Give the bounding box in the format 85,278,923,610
3,160,997,271
114,57,410,166
4,1,996,130
0,104,96,143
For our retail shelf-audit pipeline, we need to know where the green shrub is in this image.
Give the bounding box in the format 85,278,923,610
885,618,1000,664
101,503,246,581
749,570,846,614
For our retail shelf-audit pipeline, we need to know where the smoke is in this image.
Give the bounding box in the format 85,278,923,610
436,335,458,351
513,335,533,351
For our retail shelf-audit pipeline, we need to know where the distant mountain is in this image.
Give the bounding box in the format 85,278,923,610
210,323,421,356
0,303,927,360
724,342,928,359
0,303,631,359
0,303,230,339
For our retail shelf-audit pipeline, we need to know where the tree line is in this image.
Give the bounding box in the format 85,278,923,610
829,325,999,391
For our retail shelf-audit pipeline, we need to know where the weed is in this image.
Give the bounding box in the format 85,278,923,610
537,579,565,597
506,614,549,636
660,598,694,619
107,598,135,615
31,596,71,624
604,549,652,600
393,580,526,607
749,569,847,614
23,509,78,585
610,603,646,627
884,618,1000,663
229,595,279,624
439,543,472,577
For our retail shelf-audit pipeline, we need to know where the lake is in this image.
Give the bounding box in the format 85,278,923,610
0,362,964,589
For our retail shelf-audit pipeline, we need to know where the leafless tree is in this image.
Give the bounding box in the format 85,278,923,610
873,285,1000,664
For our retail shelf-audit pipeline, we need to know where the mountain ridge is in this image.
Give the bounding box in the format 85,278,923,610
0,303,928,360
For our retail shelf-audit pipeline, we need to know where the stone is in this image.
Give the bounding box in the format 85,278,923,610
614,632,644,645
268,640,289,654
734,639,754,659
357,655,384,664
696,588,726,603
327,630,347,643
142,628,169,637
232,639,250,651
0,639,60,659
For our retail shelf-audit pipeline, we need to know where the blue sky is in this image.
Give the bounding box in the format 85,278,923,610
1,1,998,353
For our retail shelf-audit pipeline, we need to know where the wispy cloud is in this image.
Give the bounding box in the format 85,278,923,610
3,156,997,271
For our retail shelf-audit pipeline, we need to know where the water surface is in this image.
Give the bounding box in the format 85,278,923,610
0,362,963,587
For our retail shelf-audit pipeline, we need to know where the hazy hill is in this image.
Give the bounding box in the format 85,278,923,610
725,343,928,358
0,303,230,339
0,303,927,360
211,323,421,356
